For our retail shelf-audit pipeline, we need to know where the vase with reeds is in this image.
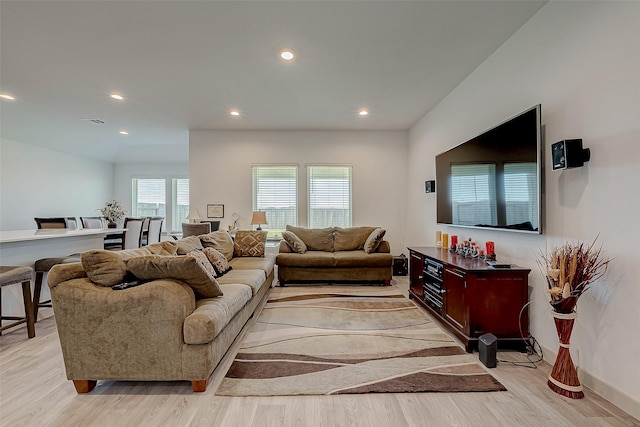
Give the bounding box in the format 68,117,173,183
539,237,611,399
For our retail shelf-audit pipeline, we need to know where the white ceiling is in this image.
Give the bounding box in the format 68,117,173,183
0,1,545,164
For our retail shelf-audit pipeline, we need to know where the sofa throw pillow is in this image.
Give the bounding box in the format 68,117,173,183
186,249,218,278
282,231,307,254
175,235,204,255
334,226,378,251
203,247,233,276
363,228,386,254
199,230,235,261
126,255,223,299
81,250,134,287
233,230,267,257
286,225,335,252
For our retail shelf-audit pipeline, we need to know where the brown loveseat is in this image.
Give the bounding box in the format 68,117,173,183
48,230,273,393
276,225,392,286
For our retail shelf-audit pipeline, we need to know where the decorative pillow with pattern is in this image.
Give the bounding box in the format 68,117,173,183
282,231,307,254
364,227,386,254
203,247,233,276
186,249,218,277
233,230,267,257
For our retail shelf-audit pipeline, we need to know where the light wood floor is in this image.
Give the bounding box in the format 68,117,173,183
1,278,638,427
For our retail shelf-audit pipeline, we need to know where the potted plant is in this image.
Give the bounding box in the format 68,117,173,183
538,237,611,399
98,200,127,228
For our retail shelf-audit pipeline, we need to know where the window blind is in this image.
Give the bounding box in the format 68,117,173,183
307,165,352,228
252,166,298,232
172,178,189,232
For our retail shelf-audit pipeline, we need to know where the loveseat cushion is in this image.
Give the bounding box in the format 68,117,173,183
282,231,307,254
286,225,335,252
233,230,267,257
276,251,336,267
364,227,386,254
126,255,223,299
216,269,266,295
333,251,393,267
334,226,378,251
175,235,204,255
200,230,235,261
183,284,252,345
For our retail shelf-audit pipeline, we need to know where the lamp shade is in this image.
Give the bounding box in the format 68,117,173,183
250,211,267,225
186,208,202,222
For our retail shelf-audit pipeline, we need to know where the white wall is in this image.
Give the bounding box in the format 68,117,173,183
0,138,114,230
189,130,408,253
407,2,640,415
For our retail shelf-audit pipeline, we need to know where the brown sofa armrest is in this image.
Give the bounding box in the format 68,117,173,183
375,241,391,253
48,263,87,289
278,240,293,253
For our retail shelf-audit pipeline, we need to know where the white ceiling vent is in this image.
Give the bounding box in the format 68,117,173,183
81,118,107,125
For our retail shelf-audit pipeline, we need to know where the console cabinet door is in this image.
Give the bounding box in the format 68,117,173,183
409,251,424,298
444,267,468,334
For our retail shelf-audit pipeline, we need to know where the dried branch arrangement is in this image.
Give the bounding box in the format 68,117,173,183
538,237,611,314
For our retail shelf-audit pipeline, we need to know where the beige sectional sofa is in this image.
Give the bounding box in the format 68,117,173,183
48,230,274,393
276,225,393,286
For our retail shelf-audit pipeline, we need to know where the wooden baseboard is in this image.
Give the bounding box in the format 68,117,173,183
541,344,640,420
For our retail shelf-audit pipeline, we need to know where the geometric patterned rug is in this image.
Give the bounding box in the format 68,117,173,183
216,285,506,396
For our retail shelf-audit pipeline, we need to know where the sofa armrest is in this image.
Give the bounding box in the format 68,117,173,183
278,240,293,253
375,241,391,253
51,276,196,381
48,263,87,289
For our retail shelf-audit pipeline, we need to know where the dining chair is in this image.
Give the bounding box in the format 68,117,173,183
122,217,145,249
146,217,164,245
32,217,81,323
181,222,211,237
80,216,105,229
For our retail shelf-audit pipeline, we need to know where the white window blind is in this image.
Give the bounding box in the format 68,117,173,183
307,165,352,228
172,178,190,232
252,166,298,233
504,162,538,229
451,164,497,226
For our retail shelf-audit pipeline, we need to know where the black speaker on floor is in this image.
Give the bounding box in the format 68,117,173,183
393,254,408,276
479,333,497,368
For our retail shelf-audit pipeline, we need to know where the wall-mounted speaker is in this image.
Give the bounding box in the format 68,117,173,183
552,139,591,170
425,180,436,193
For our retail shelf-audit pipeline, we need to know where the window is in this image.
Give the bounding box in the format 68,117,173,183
450,164,497,226
132,177,189,232
307,165,352,228
252,166,298,236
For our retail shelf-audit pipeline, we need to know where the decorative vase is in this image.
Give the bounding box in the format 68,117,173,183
547,310,584,399
107,222,117,229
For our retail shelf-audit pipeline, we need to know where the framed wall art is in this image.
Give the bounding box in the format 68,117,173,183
207,204,224,218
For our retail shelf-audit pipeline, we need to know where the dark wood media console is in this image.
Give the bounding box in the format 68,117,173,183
408,247,530,353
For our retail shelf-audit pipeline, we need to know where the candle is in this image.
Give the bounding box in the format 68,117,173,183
441,233,449,249
436,231,442,247
451,235,458,247
486,241,495,255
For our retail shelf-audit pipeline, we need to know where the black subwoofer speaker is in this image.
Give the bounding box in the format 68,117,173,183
393,254,408,276
479,333,497,368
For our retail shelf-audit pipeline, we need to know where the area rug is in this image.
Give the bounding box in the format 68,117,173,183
216,285,506,396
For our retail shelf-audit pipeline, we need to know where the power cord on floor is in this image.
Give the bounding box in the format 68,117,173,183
497,300,544,369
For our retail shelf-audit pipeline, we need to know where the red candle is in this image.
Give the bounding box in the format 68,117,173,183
451,235,458,247
486,241,495,255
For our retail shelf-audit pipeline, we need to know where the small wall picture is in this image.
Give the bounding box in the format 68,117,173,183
207,204,224,218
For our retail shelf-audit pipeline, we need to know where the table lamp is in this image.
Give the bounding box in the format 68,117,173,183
186,208,202,223
250,211,267,230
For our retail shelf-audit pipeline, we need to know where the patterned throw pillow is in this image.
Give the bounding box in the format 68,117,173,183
363,228,386,254
281,231,307,254
186,249,217,278
233,230,267,257
203,247,233,276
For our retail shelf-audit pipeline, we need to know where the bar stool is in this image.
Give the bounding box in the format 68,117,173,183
0,266,36,338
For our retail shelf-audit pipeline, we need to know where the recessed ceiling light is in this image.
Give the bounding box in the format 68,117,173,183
359,110,369,116
110,93,124,101
230,110,240,116
0,93,16,101
119,130,129,135
279,49,295,62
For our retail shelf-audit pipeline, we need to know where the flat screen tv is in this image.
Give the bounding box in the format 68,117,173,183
435,104,543,234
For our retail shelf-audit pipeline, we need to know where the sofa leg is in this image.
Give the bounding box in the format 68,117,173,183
192,380,207,392
73,380,97,393
278,280,286,287
384,279,391,286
